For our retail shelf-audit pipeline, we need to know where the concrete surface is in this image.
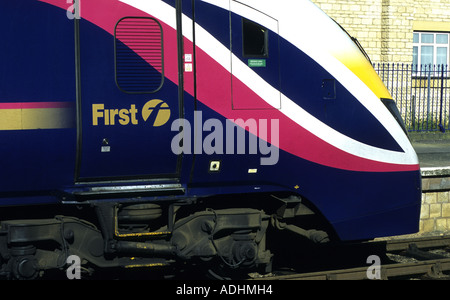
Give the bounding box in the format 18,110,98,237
413,141,450,169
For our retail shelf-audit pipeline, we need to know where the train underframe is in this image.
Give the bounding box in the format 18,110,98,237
0,193,330,279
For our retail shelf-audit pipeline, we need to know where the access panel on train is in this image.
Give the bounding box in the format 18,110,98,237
76,0,182,181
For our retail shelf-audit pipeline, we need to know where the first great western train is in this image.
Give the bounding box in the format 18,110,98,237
0,0,421,279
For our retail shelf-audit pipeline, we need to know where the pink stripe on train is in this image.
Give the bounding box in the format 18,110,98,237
0,102,73,109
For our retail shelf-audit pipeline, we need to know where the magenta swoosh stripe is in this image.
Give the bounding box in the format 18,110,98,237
0,102,73,109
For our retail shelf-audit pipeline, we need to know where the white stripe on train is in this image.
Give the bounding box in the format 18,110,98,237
120,0,418,167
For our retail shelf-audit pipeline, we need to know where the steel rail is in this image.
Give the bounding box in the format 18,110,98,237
253,235,450,280
256,258,450,280
372,235,450,252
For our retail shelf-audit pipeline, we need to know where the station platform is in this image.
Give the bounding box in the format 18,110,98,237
413,140,450,173
410,132,450,173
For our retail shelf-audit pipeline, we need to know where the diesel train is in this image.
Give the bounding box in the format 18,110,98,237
0,0,421,279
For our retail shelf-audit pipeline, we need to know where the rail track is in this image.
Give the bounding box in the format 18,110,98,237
35,234,450,280
254,234,450,280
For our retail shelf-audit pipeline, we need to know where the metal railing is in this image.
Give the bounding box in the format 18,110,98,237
374,63,450,132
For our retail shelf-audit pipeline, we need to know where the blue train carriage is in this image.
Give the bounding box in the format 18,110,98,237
0,0,421,279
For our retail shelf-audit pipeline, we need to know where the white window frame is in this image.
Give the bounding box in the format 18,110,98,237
413,31,449,74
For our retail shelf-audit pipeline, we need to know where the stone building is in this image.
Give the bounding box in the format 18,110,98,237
311,0,450,65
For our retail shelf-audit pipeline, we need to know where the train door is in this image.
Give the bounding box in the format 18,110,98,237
75,0,183,182
230,1,281,110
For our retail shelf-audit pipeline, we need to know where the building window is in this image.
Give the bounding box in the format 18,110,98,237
115,17,164,94
242,18,269,58
413,32,449,72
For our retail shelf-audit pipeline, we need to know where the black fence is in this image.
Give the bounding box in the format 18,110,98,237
374,63,450,132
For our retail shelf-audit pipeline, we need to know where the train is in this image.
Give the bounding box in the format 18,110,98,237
0,0,421,279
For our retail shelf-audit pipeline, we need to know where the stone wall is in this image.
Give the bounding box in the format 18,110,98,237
311,0,450,64
415,1,450,27
421,176,450,233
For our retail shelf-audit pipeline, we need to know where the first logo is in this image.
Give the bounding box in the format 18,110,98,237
92,99,171,127
142,99,171,127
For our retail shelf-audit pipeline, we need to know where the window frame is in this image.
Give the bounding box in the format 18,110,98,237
413,31,449,73
242,18,269,59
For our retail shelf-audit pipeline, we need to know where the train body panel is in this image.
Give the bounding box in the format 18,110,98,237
0,0,422,277
0,0,77,200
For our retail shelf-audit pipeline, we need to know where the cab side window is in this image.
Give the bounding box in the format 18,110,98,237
242,18,269,58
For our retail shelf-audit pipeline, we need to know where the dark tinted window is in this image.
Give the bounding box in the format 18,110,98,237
242,18,268,58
